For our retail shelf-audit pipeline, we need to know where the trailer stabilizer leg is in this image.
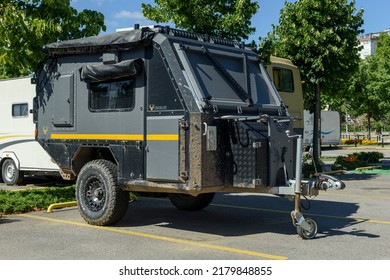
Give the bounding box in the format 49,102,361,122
291,210,318,239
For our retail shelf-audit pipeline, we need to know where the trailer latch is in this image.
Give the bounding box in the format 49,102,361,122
203,122,217,151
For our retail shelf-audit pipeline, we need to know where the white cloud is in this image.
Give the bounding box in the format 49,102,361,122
114,10,145,20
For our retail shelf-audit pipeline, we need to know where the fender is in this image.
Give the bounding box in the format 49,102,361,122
0,151,20,170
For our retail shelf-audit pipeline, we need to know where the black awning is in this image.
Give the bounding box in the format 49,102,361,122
79,58,143,83
45,28,155,57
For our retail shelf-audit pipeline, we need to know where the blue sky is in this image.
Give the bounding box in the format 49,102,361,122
72,0,389,42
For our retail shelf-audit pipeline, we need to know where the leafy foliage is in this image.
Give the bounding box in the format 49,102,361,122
333,151,384,170
264,0,364,108
0,0,106,78
346,34,390,135
0,186,76,214
260,0,364,164
142,0,259,41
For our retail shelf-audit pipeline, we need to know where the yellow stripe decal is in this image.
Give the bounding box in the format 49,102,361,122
50,133,179,141
51,134,143,141
147,134,179,141
0,134,33,140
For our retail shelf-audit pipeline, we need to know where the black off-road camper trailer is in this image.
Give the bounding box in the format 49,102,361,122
34,26,344,239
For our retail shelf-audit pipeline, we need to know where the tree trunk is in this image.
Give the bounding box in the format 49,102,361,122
367,113,372,140
312,83,321,167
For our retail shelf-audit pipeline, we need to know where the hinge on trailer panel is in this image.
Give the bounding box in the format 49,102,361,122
180,119,189,130
213,105,218,113
136,141,143,150
237,106,243,114
180,171,189,181
253,179,262,187
253,142,262,149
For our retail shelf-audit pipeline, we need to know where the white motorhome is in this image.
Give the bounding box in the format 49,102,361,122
0,77,59,185
303,110,341,147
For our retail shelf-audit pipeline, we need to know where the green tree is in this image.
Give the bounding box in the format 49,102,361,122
142,0,259,41
0,0,105,78
262,0,363,164
348,34,390,137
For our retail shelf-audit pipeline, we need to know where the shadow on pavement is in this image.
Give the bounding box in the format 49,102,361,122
336,173,378,181
0,176,73,191
0,217,22,225
114,193,374,239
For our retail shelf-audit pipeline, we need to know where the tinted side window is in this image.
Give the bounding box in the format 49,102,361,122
272,68,294,92
12,103,29,117
148,51,184,112
185,50,243,102
89,79,135,112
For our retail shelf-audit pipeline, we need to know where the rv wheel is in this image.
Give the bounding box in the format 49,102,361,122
168,193,215,211
76,159,128,226
1,159,24,186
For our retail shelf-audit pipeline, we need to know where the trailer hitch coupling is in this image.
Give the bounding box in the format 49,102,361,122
311,174,346,191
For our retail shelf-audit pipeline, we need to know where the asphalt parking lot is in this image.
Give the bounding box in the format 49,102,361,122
1,168,389,260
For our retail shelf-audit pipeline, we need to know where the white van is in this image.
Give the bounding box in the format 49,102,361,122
0,77,59,185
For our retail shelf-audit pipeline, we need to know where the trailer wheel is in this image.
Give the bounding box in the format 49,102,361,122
168,193,215,211
297,218,318,239
76,159,128,226
1,159,24,186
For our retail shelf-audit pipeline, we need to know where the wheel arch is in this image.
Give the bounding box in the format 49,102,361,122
0,152,21,170
71,146,117,176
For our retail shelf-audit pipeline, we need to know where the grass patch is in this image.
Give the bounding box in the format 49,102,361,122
0,185,152,215
0,185,76,215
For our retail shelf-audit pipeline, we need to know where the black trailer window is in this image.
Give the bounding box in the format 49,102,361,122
249,62,274,104
147,49,184,112
272,67,294,92
185,50,245,102
178,44,279,107
89,79,135,112
12,103,29,117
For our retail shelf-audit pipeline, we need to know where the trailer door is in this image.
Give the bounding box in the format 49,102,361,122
145,48,185,181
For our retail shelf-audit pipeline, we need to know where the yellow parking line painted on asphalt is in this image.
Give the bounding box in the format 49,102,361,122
210,203,390,225
17,213,288,260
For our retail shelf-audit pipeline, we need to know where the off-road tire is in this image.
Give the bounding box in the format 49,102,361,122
168,193,215,211
1,159,24,186
76,159,128,225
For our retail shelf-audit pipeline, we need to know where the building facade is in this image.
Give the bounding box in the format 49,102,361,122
359,29,390,59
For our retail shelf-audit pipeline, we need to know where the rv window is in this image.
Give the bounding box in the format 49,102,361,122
178,44,278,107
272,68,294,93
185,49,246,103
148,50,184,112
249,62,276,104
89,79,135,112
12,103,29,117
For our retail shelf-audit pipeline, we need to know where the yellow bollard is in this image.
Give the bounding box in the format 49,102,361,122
47,201,77,213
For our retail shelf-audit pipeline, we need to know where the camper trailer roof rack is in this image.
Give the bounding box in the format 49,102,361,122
157,26,244,49
44,25,245,58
